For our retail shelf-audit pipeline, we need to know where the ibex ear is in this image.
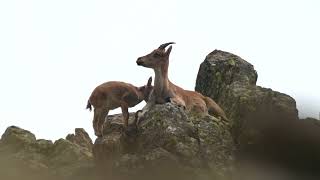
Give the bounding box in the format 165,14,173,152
147,76,152,86
165,46,172,56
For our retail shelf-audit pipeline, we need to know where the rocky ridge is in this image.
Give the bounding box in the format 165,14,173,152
0,126,94,180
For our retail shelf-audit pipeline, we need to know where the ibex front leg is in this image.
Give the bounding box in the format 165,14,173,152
119,100,129,128
134,101,155,126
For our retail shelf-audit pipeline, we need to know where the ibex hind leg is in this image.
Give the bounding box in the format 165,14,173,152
94,108,109,137
92,108,100,136
99,109,109,137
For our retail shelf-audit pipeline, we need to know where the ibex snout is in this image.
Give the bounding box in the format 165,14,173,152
136,57,144,66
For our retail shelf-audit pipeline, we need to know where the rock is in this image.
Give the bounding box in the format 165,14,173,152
1,126,37,149
0,126,51,166
66,128,93,152
196,50,258,99
195,50,320,177
195,50,299,146
49,138,94,178
93,103,234,180
0,126,52,180
0,126,95,180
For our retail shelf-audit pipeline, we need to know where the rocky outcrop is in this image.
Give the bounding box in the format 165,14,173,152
0,126,94,180
195,50,299,146
93,103,234,180
66,128,93,152
194,50,320,178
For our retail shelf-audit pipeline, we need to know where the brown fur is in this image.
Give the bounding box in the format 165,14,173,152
136,42,228,121
87,77,153,136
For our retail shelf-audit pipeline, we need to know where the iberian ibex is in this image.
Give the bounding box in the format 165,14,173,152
136,43,228,121
87,77,153,136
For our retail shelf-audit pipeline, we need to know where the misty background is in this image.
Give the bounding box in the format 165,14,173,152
0,0,319,140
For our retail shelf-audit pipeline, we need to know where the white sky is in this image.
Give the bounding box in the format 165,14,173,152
0,0,319,140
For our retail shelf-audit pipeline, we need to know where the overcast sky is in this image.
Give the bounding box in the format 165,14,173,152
0,0,319,140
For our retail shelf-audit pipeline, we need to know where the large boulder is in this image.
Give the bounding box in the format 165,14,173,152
195,50,320,178
93,103,234,180
0,126,94,180
195,50,299,146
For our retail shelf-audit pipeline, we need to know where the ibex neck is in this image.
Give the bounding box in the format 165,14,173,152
154,65,170,96
135,87,145,102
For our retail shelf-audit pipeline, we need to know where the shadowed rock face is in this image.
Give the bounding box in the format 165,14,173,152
93,103,234,180
195,50,299,146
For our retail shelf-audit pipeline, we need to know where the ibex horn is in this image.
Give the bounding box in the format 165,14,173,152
158,42,175,50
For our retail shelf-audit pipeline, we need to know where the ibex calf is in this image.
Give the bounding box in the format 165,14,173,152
136,42,228,121
86,77,153,136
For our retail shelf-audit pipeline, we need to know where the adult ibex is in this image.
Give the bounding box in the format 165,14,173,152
136,42,228,121
87,77,153,136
